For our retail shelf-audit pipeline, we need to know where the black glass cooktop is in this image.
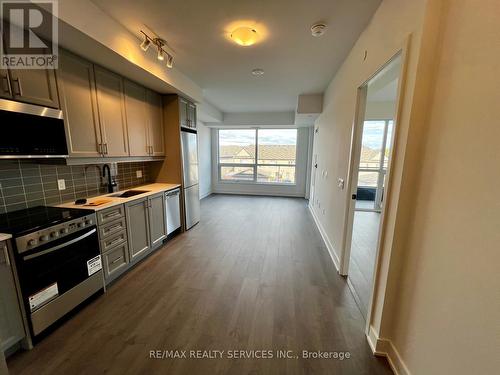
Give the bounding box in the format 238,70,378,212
0,206,93,237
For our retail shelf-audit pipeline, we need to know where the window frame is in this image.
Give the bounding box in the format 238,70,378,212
217,128,298,185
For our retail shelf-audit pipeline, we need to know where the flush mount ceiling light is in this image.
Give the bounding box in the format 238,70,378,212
251,68,264,76
311,23,327,37
140,30,173,68
230,26,259,46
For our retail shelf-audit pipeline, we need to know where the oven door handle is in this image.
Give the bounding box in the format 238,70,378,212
23,228,97,261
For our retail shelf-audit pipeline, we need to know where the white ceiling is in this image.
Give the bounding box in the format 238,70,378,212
91,0,381,113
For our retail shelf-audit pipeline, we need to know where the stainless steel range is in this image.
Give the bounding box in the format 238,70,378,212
0,206,104,344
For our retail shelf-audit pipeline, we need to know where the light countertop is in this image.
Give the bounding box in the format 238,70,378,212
0,233,12,241
57,183,181,211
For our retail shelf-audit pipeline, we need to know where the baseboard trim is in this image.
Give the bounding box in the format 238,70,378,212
368,326,411,375
307,204,340,272
200,191,212,200
213,189,306,198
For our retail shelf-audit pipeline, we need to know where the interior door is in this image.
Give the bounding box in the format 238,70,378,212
94,67,129,157
181,131,199,187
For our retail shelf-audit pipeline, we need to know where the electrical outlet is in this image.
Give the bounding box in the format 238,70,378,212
57,179,66,191
136,170,143,178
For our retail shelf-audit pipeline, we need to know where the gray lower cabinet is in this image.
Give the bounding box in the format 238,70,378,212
148,193,167,248
97,193,168,283
125,193,167,262
97,205,130,283
125,198,151,261
101,243,129,281
0,241,25,354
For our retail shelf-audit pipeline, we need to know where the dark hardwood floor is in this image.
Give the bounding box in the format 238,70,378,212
8,194,391,375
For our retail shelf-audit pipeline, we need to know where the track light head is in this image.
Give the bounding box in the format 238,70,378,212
166,54,173,68
157,47,164,61
140,36,151,51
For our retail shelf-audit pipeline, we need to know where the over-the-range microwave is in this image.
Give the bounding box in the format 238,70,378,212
0,99,68,158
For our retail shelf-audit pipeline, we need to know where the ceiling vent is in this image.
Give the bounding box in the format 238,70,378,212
311,23,327,37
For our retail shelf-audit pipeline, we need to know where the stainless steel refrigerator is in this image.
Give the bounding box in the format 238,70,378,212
181,129,201,229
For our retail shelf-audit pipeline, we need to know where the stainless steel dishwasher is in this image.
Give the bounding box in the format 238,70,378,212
165,189,181,235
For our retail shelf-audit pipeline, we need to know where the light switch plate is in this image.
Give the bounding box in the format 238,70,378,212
57,179,66,191
136,170,143,178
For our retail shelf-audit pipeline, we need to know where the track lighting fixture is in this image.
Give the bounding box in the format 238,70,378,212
139,30,174,68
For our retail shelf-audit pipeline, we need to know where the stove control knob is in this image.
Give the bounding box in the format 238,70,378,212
77,222,85,228
50,231,60,239
28,239,37,247
85,219,93,226
39,235,49,242
60,228,69,235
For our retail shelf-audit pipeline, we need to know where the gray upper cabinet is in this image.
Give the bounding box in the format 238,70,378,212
58,50,102,157
146,90,165,156
7,68,59,108
0,68,12,100
179,97,196,129
124,80,149,157
148,193,167,247
94,67,129,157
125,198,151,261
188,102,197,129
179,97,189,128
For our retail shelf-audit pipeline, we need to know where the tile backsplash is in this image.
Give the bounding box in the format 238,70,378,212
0,161,156,214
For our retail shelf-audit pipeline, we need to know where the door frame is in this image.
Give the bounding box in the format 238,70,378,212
339,36,411,334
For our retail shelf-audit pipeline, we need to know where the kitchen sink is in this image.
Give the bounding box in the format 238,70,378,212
110,190,150,198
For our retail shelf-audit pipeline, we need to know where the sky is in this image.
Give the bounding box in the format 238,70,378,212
219,129,297,146
362,121,393,149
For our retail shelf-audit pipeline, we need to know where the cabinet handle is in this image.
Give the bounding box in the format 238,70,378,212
111,257,123,265
107,237,122,247
1,74,11,94
104,212,121,219
12,77,22,96
105,223,122,233
103,143,108,155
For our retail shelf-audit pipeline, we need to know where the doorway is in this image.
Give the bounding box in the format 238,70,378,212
344,54,402,319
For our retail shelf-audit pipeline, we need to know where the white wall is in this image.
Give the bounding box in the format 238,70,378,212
197,121,212,199
212,127,310,197
309,0,500,373
387,0,500,373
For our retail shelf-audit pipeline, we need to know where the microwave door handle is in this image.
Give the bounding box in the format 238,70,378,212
23,228,97,261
